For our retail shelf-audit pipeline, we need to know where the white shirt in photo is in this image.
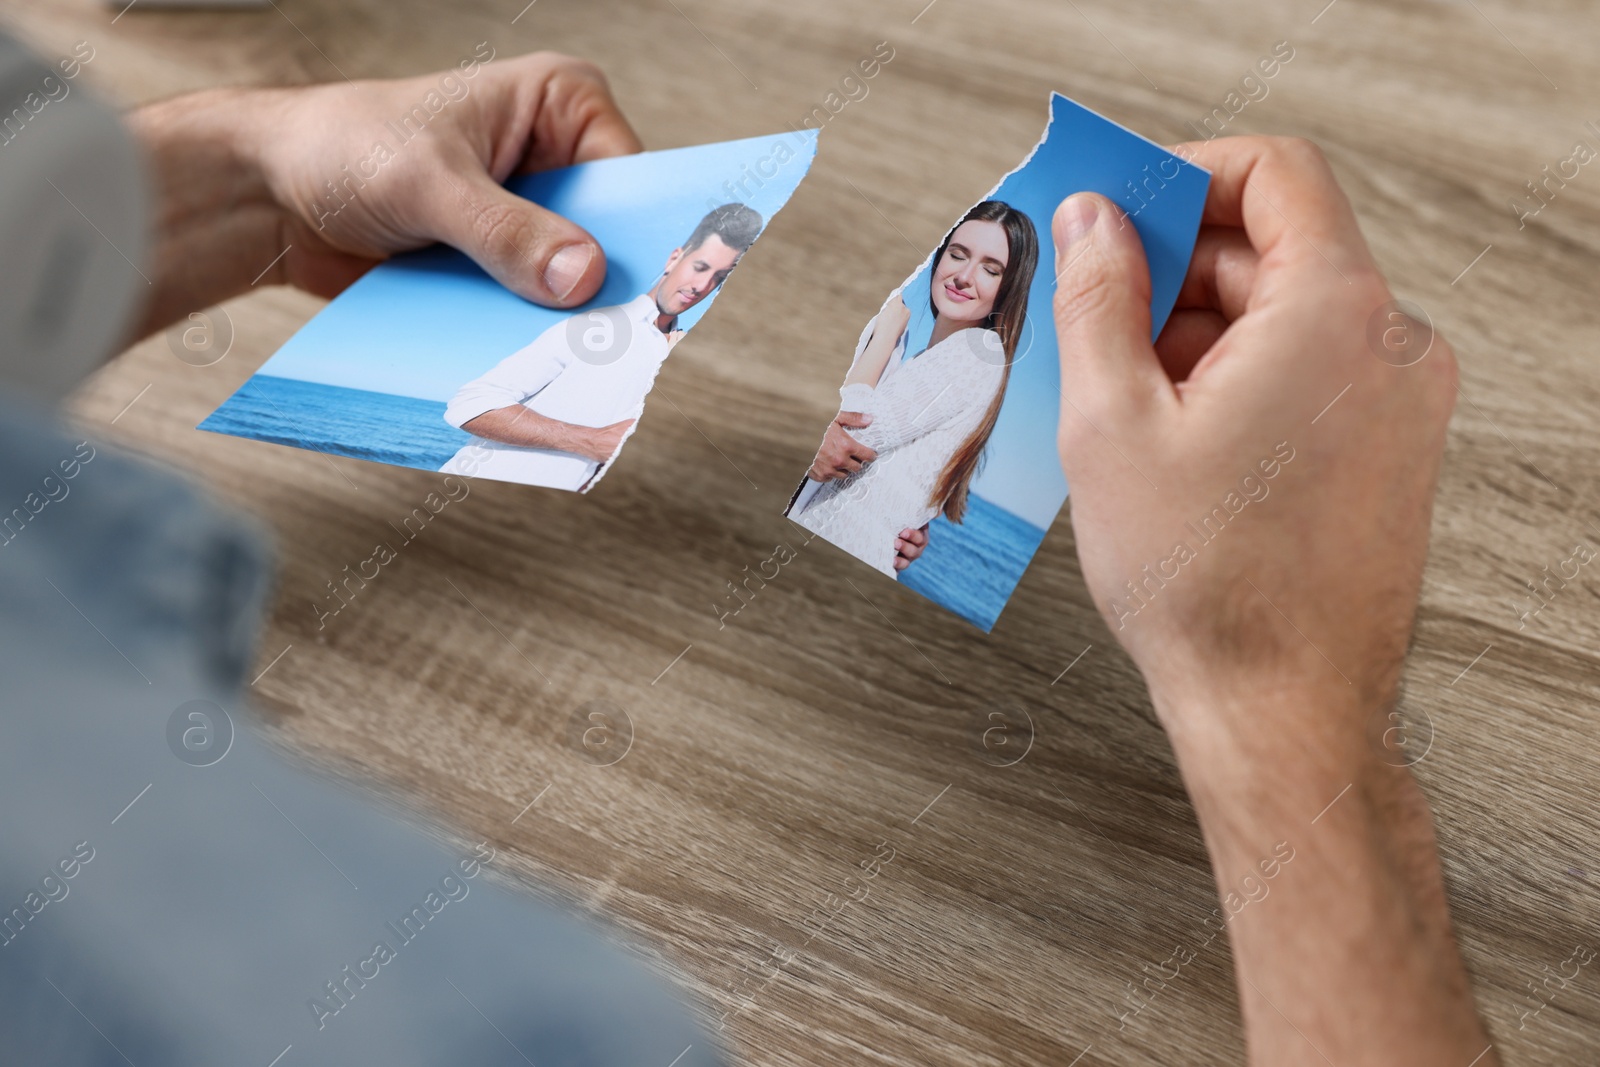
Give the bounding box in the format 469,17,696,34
440,293,674,490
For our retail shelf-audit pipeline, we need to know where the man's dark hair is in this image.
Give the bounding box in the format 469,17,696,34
683,203,763,256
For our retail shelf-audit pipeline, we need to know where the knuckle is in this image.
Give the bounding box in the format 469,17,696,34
1053,271,1119,337
523,50,572,72
1056,403,1096,457
1065,377,1126,430
1425,334,1460,403
1272,135,1331,175
1056,424,1084,467
534,51,601,76
404,140,454,185
566,57,608,84
539,52,612,95
468,197,517,253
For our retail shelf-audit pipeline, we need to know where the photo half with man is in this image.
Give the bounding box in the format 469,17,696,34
785,93,1210,631
200,130,816,492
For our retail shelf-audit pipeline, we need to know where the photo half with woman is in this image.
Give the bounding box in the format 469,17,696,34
785,93,1211,631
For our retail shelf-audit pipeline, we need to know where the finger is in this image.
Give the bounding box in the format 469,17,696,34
1165,136,1376,279
835,411,874,429
1052,192,1173,421
851,445,879,464
1172,226,1259,322
893,555,909,572
420,159,606,307
276,233,381,300
562,87,643,165
1154,308,1230,384
508,55,644,171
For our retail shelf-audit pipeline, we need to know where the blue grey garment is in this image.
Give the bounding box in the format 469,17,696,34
0,398,719,1067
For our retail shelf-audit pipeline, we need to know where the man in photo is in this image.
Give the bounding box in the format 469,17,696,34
440,202,763,490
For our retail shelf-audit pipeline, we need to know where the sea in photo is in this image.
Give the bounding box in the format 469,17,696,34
897,493,1047,631
199,375,473,472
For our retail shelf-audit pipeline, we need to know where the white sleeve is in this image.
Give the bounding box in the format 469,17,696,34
443,321,575,429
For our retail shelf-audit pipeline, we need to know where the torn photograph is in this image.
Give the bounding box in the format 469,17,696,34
785,93,1209,631
200,130,816,491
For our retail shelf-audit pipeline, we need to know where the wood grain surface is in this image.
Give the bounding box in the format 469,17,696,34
6,0,1599,1062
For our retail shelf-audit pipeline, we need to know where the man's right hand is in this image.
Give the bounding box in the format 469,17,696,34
1053,137,1455,733
1050,136,1494,1066
808,411,877,481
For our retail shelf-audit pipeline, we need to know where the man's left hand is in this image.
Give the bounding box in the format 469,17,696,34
259,51,641,305
130,50,642,334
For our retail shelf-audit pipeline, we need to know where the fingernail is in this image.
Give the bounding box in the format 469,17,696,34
1056,194,1100,253
544,243,595,302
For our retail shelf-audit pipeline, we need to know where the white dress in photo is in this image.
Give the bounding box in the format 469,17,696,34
789,313,1005,576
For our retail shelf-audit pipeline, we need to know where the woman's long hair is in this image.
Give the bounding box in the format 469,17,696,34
928,200,1038,523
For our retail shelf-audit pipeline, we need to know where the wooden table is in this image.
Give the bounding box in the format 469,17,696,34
9,0,1599,1061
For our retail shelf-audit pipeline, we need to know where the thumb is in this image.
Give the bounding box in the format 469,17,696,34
1052,193,1171,421
425,165,605,307
836,411,873,428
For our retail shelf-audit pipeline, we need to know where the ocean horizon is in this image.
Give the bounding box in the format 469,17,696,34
199,375,473,472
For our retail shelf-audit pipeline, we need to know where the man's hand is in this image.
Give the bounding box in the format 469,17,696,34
128,51,641,337
808,412,877,481
1056,137,1454,738
1052,136,1494,1065
893,524,928,571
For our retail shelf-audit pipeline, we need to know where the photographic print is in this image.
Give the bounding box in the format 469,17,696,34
200,130,816,491
786,93,1210,631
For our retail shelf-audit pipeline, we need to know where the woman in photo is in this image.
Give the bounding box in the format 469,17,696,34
788,200,1039,576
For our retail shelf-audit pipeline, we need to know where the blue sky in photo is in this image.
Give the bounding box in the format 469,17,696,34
249,129,817,402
